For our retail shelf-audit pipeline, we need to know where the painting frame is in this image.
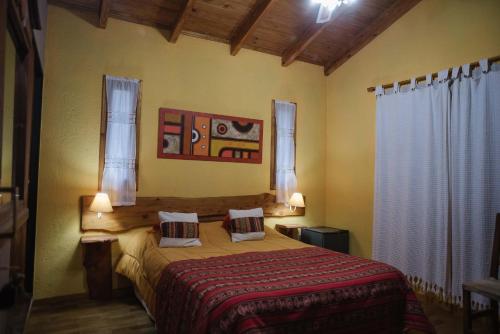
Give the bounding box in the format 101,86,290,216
157,108,264,164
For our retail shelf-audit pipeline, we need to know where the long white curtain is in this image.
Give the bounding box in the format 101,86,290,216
373,60,500,307
275,100,297,204
450,62,500,305
373,74,450,296
101,76,140,206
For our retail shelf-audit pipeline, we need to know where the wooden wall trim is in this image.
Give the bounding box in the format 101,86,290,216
97,76,106,190
81,193,306,232
270,100,276,190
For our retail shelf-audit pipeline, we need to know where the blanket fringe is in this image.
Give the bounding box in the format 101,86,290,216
406,275,488,311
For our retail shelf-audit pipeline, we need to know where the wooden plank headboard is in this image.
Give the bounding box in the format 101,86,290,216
81,193,305,232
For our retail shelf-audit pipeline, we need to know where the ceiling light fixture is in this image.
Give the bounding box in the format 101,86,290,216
312,0,354,24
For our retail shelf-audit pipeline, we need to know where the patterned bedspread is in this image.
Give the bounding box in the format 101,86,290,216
155,247,434,334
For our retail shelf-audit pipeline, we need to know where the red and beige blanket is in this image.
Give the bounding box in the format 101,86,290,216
156,247,434,334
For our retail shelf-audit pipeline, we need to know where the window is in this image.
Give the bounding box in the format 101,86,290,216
98,75,142,206
270,100,297,203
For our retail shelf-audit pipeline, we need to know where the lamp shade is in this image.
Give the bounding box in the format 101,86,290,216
89,193,113,213
289,192,305,208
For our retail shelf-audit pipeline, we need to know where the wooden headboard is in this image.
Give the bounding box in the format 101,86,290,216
81,193,305,232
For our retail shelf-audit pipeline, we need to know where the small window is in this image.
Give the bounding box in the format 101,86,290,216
270,100,297,203
98,75,142,206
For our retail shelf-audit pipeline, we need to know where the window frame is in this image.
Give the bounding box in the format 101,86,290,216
98,75,142,191
270,99,297,190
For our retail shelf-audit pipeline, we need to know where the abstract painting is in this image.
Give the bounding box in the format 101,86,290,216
157,108,263,163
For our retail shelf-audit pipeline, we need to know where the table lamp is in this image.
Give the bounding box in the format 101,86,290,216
288,192,305,212
89,192,113,219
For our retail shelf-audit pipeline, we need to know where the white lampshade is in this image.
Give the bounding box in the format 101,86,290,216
289,192,305,208
89,193,113,215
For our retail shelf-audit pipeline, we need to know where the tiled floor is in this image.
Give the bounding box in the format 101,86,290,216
25,292,491,333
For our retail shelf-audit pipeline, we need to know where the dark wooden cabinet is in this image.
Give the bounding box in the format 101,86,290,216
301,227,349,254
81,236,117,300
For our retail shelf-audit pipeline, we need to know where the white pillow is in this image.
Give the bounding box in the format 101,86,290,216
159,237,202,248
228,208,265,242
158,211,198,223
157,211,201,248
229,208,264,219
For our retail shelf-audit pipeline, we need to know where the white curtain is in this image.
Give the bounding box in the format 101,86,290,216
101,76,140,206
373,60,500,307
450,62,500,306
373,73,450,296
275,100,297,204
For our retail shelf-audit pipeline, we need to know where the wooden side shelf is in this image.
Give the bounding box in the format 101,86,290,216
81,236,118,300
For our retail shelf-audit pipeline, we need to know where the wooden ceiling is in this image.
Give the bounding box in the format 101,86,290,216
49,0,421,75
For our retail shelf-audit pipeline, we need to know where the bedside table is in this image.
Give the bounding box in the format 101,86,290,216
81,235,118,300
300,227,349,254
275,224,306,240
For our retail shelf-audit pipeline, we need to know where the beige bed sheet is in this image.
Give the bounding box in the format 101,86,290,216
115,221,311,318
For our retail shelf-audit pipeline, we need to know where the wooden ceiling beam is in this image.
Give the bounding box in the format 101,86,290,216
281,6,348,67
169,0,195,43
98,0,111,29
324,0,422,76
230,0,276,56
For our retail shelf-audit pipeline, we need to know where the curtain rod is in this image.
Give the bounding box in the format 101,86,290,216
366,55,500,93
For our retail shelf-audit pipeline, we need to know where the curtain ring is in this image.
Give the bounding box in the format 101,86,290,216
410,78,416,91
393,82,399,94
451,67,460,79
375,85,384,97
426,74,432,86
462,64,471,78
479,59,489,73
438,69,449,83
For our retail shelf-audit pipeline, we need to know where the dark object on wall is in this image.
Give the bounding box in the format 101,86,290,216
301,227,349,254
157,108,263,164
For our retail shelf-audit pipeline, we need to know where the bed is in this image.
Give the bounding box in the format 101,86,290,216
115,222,433,334
81,194,434,334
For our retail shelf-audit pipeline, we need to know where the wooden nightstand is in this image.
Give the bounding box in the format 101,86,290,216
275,224,306,240
81,235,118,300
300,227,349,254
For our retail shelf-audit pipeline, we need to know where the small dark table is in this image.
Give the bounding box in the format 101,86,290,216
300,227,349,254
81,235,118,300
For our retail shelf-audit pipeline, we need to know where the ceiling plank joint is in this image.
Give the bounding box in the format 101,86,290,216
169,0,195,43
230,0,276,56
324,0,422,75
98,0,111,29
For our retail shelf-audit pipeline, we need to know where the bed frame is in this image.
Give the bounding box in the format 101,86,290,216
80,193,305,232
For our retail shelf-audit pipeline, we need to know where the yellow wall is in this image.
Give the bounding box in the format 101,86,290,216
35,6,326,299
325,0,500,258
